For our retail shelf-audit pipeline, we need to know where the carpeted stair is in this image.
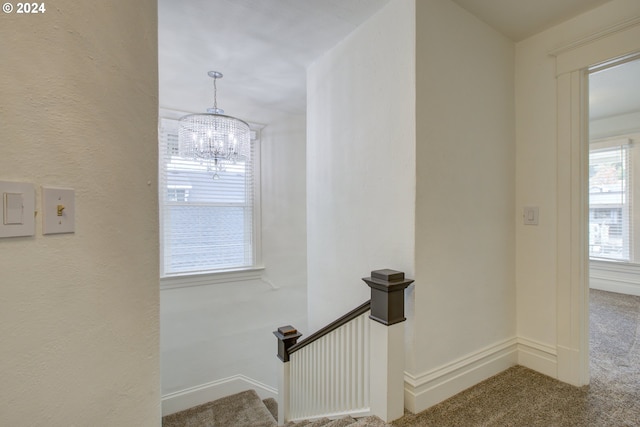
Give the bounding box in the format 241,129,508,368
162,389,390,427
283,415,389,426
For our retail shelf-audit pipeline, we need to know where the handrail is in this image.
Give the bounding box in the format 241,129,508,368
288,300,371,355
274,269,413,424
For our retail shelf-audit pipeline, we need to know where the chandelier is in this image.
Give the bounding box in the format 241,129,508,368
178,71,250,179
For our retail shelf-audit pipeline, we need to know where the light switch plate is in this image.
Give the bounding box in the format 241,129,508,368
0,181,35,238
4,193,24,224
42,187,75,235
523,206,539,225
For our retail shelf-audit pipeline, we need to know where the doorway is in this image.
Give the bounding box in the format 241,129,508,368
588,57,640,268
551,18,640,387
588,56,640,388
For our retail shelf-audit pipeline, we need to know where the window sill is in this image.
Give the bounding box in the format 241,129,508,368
589,259,640,270
160,266,265,290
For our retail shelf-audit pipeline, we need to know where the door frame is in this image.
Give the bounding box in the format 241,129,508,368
551,18,640,386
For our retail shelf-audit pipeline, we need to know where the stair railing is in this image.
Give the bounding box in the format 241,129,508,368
274,269,413,424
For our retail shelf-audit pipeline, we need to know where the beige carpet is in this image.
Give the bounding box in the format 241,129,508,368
393,289,640,426
162,390,277,427
162,389,389,426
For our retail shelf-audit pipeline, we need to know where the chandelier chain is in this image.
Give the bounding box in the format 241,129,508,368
213,75,218,112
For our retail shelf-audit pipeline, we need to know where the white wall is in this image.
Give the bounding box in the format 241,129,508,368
516,0,640,377
160,111,308,413
261,113,308,290
0,2,160,425
306,0,416,331
410,0,516,411
307,0,515,412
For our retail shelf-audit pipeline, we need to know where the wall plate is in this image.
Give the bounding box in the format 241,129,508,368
0,181,35,238
42,187,75,235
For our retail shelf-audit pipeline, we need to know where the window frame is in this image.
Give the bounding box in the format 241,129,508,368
588,137,633,263
158,109,263,288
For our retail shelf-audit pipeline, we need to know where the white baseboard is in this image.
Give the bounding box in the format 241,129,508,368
161,375,278,416
403,337,518,414
590,276,640,296
163,338,560,417
516,336,557,378
590,262,640,296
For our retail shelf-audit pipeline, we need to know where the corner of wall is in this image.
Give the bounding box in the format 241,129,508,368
403,338,518,414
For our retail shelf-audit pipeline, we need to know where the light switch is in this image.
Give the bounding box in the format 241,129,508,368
4,193,24,225
0,181,35,238
42,187,75,235
523,206,539,225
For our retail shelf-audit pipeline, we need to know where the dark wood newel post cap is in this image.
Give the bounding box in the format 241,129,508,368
274,325,302,362
363,269,414,326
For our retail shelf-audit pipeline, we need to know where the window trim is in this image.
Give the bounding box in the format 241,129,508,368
158,108,263,283
589,137,633,262
160,266,265,290
589,137,635,263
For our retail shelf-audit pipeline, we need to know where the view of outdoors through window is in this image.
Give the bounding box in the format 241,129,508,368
589,146,629,261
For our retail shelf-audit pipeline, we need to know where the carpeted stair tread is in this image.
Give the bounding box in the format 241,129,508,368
263,397,278,421
284,418,337,426
351,415,390,426
324,416,357,426
161,387,391,427
162,389,277,427
306,417,333,426
283,415,389,427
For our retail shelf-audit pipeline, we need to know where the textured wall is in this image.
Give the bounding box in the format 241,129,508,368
0,2,160,425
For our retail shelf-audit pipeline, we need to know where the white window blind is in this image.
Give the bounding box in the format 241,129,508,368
159,117,258,277
589,140,632,262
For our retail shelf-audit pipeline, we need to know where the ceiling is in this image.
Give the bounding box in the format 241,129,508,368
451,0,612,41
158,0,390,123
158,0,638,124
590,58,640,121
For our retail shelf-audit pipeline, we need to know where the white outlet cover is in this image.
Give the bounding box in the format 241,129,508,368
0,181,35,238
42,187,75,235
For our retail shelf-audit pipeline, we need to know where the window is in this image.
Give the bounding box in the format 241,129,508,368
159,116,260,278
589,141,631,261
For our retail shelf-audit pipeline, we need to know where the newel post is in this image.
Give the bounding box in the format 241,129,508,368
273,325,302,425
363,269,414,423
